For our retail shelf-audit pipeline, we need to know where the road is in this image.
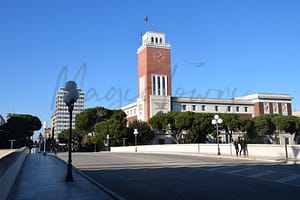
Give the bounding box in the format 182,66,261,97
59,152,300,200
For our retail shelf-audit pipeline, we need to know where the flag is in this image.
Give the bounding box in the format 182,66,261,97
144,16,148,22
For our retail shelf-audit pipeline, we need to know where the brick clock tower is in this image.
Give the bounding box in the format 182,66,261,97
136,31,172,121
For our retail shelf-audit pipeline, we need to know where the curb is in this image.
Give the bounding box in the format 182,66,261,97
142,151,292,164
53,155,124,200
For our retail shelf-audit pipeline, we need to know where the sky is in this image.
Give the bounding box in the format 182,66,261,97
1,0,300,133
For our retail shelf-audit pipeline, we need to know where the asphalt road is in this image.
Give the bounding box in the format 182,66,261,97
59,152,300,200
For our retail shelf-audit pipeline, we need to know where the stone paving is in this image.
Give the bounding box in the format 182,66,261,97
9,153,121,200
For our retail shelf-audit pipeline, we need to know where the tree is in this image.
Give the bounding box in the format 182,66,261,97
93,109,128,149
253,114,276,141
0,114,42,148
149,112,165,131
220,114,240,143
184,113,214,143
240,118,256,142
75,106,113,134
58,129,82,151
174,112,194,132
272,115,298,134
127,120,153,145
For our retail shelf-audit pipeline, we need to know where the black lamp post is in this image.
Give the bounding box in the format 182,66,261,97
63,81,79,182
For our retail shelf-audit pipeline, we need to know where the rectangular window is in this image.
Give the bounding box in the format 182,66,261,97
192,105,196,111
215,106,218,112
264,102,270,113
273,103,279,114
182,105,186,111
157,76,161,95
162,76,166,96
227,106,231,112
152,76,156,95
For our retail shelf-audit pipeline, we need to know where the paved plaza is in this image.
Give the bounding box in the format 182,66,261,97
59,152,300,200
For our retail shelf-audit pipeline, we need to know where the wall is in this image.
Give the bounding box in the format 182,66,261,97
0,147,28,200
111,144,300,163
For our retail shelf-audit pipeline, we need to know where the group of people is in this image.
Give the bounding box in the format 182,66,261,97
233,139,248,156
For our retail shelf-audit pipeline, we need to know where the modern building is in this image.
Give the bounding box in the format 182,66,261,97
51,88,84,139
122,31,292,122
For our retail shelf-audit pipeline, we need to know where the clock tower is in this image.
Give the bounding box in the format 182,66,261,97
137,31,172,121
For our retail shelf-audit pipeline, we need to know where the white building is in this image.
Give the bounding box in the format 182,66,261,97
122,31,292,123
51,88,84,139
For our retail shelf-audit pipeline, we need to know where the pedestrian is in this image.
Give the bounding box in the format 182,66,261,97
233,140,239,156
239,139,247,156
243,140,248,156
53,143,58,156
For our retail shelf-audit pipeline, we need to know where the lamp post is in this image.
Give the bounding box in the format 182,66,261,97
63,81,79,182
9,139,16,149
106,134,110,151
211,114,223,156
133,129,138,152
122,138,127,146
43,121,47,155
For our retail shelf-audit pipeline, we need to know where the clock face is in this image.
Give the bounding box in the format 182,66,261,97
152,50,165,62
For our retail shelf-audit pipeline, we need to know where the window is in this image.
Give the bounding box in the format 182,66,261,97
244,107,248,112
227,106,231,112
282,103,288,115
152,76,156,95
236,106,240,112
155,37,158,43
264,102,270,113
157,76,161,95
152,75,167,96
162,76,166,95
215,106,218,112
159,38,162,44
182,105,186,111
192,105,196,111
151,37,154,43
273,103,279,113
202,105,206,111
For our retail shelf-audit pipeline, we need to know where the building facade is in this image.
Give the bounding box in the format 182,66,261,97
51,88,84,139
122,31,292,122
0,114,5,126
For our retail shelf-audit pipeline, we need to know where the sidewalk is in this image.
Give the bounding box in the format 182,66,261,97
9,153,121,200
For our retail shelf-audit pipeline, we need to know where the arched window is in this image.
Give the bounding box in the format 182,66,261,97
159,38,162,44
155,37,158,43
151,37,154,43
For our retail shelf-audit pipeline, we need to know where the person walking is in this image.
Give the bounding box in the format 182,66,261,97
233,140,239,156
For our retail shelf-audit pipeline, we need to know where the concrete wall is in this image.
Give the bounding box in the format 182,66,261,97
111,144,300,163
0,147,28,200
0,149,15,159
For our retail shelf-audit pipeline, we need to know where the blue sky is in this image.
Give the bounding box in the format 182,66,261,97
1,0,300,131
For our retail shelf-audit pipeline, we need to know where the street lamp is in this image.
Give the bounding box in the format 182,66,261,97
9,139,16,149
63,81,79,182
122,138,127,146
211,114,223,155
106,134,110,151
43,121,47,155
133,129,138,152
